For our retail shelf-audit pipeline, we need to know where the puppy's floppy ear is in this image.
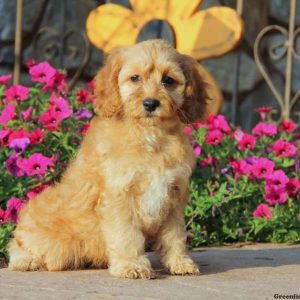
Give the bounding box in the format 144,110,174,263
93,48,124,117
178,55,208,124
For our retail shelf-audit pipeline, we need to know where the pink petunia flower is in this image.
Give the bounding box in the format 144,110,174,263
253,203,272,218
230,158,253,179
266,169,289,189
29,128,45,144
5,153,25,177
50,94,72,120
39,109,62,131
29,61,56,83
0,128,11,146
0,208,8,224
272,139,298,158
19,153,54,176
21,106,33,121
207,114,230,133
75,108,93,120
238,133,256,150
80,123,90,135
200,155,218,167
255,106,273,121
8,128,30,144
4,84,29,102
264,186,287,205
26,59,36,68
252,122,277,137
233,128,244,142
206,129,223,145
252,158,275,179
0,103,16,125
87,80,95,91
193,122,205,130
42,70,67,92
183,126,193,137
286,178,300,197
193,144,202,157
26,183,51,199
5,197,24,223
9,137,30,153
0,74,12,87
279,120,296,134
76,88,92,104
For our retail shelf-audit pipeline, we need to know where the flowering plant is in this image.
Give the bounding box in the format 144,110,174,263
0,62,94,258
185,110,300,246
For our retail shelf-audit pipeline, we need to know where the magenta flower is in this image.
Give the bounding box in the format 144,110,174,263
87,80,95,91
75,108,93,119
264,186,287,205
0,128,11,146
279,120,296,134
200,155,218,167
0,208,8,224
42,70,67,92
8,128,30,144
4,84,29,102
50,95,72,120
19,153,54,176
233,128,244,141
184,126,193,137
5,153,25,177
207,114,230,133
26,58,36,68
76,88,92,104
252,158,275,179
21,106,33,121
29,128,45,144
206,129,223,145
255,106,273,121
0,103,16,125
272,139,298,158
266,170,289,188
29,61,56,83
0,74,12,87
193,144,202,157
230,158,253,179
80,123,90,135
238,133,256,150
26,183,51,200
9,137,30,153
253,203,272,218
39,109,61,131
252,122,277,137
192,122,204,129
286,178,300,197
5,197,24,223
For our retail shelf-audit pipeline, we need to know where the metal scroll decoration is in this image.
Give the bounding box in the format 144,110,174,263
254,0,300,123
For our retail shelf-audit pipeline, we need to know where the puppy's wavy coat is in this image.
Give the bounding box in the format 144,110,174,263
8,40,207,279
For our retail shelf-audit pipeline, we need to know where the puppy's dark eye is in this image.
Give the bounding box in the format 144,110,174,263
162,76,175,86
130,75,141,82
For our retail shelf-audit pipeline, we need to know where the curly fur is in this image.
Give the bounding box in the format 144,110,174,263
8,39,207,279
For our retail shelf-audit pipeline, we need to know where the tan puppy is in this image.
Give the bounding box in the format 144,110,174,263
8,39,207,279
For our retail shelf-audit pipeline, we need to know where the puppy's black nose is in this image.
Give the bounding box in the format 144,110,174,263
143,98,160,112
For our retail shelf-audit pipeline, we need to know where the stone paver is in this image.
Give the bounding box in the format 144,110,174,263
0,244,299,300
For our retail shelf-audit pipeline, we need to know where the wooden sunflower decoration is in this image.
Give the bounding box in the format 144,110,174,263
86,0,244,113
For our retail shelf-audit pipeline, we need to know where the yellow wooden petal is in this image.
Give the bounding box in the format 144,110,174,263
130,0,202,19
173,7,244,60
196,64,223,114
86,3,141,52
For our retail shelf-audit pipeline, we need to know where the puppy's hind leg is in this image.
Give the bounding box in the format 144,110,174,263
8,238,45,271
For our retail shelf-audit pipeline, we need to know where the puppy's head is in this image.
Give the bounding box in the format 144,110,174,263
94,40,207,124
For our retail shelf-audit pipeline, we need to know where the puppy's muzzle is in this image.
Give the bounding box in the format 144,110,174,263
143,98,160,112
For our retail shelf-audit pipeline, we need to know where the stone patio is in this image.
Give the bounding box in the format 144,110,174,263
0,244,299,300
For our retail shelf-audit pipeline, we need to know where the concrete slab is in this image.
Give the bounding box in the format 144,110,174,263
0,244,299,300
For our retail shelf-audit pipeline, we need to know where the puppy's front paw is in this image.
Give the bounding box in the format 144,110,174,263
110,263,155,279
167,258,200,276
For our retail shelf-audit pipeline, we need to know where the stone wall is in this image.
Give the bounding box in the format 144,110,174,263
0,0,299,128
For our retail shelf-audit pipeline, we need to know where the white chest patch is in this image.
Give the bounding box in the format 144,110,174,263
140,167,189,221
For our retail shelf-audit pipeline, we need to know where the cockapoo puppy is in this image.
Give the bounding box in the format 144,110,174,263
8,39,207,279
